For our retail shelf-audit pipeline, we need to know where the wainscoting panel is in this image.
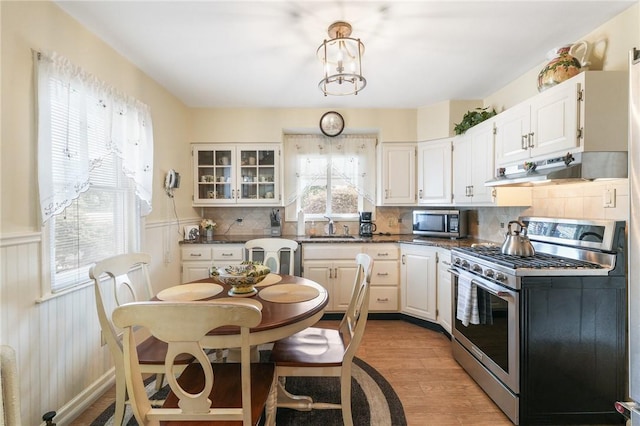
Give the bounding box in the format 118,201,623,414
0,221,182,425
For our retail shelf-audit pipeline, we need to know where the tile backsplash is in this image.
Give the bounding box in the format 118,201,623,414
199,179,629,244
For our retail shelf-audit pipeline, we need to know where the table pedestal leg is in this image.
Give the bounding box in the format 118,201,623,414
226,346,260,362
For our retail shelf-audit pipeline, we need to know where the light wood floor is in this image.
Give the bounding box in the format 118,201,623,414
71,320,513,425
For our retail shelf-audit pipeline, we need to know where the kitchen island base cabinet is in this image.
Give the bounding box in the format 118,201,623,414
400,244,437,321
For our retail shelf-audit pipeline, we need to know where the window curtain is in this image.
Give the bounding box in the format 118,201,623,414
36,51,154,224
283,134,376,206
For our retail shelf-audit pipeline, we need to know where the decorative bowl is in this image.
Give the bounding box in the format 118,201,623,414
209,262,271,296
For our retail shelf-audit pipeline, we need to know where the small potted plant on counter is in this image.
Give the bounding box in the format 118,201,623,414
200,219,217,240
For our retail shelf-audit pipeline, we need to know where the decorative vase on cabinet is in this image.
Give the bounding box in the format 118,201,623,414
537,41,590,92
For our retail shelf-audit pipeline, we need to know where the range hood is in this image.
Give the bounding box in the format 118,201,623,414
485,151,628,187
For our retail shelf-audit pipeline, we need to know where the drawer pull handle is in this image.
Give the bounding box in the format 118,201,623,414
377,298,389,302
376,272,389,276
190,253,202,257
221,253,233,257
377,253,389,256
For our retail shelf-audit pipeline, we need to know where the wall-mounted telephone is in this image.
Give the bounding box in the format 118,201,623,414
165,169,180,197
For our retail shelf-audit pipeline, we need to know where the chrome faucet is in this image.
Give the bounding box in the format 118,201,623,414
325,216,335,235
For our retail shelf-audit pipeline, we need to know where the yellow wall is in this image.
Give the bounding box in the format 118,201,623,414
190,107,417,143
0,0,192,234
484,2,640,111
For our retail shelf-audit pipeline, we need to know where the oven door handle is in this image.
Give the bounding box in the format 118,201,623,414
449,268,516,299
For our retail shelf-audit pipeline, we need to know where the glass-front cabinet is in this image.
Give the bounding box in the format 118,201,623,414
192,144,280,206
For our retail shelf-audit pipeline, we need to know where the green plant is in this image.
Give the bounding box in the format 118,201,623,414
453,107,497,135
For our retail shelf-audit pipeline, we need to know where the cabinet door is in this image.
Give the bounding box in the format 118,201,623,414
452,135,471,204
529,80,580,159
303,262,333,309
469,122,495,204
182,263,212,284
495,102,532,167
236,146,280,204
381,144,416,205
417,139,452,205
437,250,452,334
333,261,358,311
193,145,236,205
401,245,437,321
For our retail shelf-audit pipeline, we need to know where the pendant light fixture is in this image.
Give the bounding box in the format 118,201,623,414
317,21,366,96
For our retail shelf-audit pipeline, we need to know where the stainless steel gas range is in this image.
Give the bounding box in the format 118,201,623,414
450,217,627,425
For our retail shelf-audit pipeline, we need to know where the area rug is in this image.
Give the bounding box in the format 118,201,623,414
91,355,406,425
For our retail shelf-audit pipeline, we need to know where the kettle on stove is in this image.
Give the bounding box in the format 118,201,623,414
501,221,536,257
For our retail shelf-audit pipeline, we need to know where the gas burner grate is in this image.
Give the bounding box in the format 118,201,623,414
455,246,604,270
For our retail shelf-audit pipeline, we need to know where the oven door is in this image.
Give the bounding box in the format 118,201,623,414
451,268,520,394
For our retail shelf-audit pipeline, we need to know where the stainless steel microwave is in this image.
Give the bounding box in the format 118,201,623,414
412,210,468,239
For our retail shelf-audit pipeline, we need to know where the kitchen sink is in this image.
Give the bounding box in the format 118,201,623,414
309,235,356,239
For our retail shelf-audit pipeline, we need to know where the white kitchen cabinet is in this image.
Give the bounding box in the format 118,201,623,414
379,143,416,205
452,119,495,205
417,138,453,205
364,244,400,312
181,244,244,283
494,71,628,167
303,244,362,311
400,244,437,321
303,243,400,312
436,248,452,333
192,144,281,206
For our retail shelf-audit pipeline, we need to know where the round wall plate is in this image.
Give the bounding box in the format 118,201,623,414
319,111,345,137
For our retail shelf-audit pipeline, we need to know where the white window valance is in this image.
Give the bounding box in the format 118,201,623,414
283,134,377,207
36,51,154,223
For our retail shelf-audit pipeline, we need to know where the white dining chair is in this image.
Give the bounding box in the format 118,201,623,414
89,253,192,426
245,238,298,275
268,252,374,426
1,345,22,426
113,300,277,426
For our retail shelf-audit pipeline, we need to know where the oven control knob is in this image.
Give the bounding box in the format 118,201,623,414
484,269,494,278
453,257,461,265
495,272,507,282
472,264,482,273
461,260,469,268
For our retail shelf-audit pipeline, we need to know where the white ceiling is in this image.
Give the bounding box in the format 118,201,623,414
54,0,636,109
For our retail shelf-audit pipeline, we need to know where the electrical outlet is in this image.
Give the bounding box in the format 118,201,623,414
603,188,616,208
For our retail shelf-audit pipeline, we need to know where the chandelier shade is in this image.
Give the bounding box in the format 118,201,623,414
317,21,366,96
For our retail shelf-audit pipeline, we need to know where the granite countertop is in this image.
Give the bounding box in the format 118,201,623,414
181,233,493,250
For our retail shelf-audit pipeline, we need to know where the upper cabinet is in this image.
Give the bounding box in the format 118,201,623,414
378,143,416,205
495,71,628,167
417,138,453,205
452,119,495,205
192,144,281,207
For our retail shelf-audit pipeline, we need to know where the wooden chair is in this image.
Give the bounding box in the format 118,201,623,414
245,238,298,275
89,253,192,425
112,300,277,426
268,252,373,426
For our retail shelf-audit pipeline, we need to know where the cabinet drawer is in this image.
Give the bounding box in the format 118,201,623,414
371,261,398,286
212,246,243,261
369,287,398,311
182,246,212,261
365,244,399,260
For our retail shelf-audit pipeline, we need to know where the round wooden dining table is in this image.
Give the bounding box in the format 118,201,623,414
155,274,329,349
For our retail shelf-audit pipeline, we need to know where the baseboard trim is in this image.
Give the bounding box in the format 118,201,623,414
45,369,115,426
321,312,451,339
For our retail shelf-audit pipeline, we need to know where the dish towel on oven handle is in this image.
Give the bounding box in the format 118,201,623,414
456,271,480,326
